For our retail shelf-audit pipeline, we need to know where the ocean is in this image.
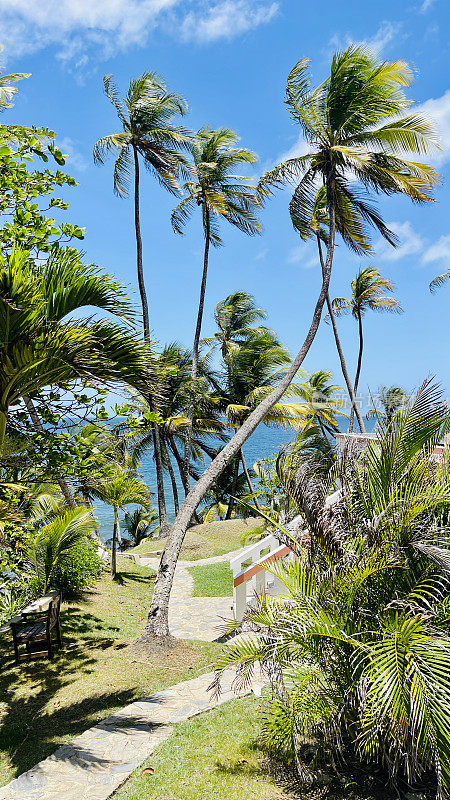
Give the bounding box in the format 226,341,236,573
93,425,294,541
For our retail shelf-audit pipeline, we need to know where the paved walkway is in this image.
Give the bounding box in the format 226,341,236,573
0,552,254,800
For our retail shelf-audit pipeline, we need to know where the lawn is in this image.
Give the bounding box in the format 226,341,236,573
114,695,297,800
0,557,221,786
189,562,233,596
128,517,266,561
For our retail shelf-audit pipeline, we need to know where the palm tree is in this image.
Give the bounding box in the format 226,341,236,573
203,291,271,359
0,51,30,110
367,384,408,424
144,46,438,642
220,329,306,518
430,270,450,292
332,266,402,430
27,506,97,593
123,507,159,546
88,470,150,577
94,72,191,535
213,382,450,797
171,128,262,491
0,248,148,457
297,370,345,435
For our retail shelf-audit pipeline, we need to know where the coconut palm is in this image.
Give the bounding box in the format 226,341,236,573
88,470,150,578
0,248,148,458
123,507,159,546
94,72,191,535
297,370,345,435
367,384,408,424
171,129,262,491
332,266,402,430
202,291,271,359
0,51,30,110
430,270,450,293
145,46,439,642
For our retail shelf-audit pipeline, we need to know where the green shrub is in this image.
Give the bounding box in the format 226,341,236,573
51,537,103,597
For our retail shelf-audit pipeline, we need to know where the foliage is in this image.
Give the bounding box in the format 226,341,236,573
51,536,103,597
213,381,450,797
123,506,159,545
367,385,409,423
27,506,98,593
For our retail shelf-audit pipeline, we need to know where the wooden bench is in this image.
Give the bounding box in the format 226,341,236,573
10,593,62,663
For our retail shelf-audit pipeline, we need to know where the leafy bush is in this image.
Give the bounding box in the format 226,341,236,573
51,536,103,597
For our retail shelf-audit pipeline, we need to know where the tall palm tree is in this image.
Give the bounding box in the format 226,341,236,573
332,266,402,430
203,291,271,360
94,72,191,535
88,470,150,577
171,128,262,491
144,46,439,642
0,248,148,457
297,370,345,435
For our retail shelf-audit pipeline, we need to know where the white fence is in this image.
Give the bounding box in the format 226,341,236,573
229,533,294,621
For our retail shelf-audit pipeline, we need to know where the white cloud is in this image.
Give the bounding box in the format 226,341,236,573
414,90,450,166
287,244,319,269
180,0,279,43
376,221,424,261
58,137,88,172
422,234,450,264
0,0,278,67
328,21,402,58
420,0,435,12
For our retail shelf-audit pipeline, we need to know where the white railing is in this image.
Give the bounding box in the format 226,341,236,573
230,533,294,621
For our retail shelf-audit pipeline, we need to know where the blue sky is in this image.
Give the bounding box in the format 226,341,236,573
2,0,450,403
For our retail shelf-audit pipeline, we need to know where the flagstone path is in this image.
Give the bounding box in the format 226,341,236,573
0,552,257,800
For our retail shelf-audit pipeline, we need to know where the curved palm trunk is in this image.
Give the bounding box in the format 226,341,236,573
317,238,365,434
240,447,262,512
163,440,179,516
139,179,338,642
349,314,364,433
111,507,118,578
23,395,76,508
183,204,211,494
132,144,169,536
225,450,240,519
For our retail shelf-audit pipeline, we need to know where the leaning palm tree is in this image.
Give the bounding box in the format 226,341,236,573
143,46,439,643
88,470,150,578
171,128,262,491
332,266,402,430
94,72,191,535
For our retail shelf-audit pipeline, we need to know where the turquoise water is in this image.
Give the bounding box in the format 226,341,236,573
94,425,294,541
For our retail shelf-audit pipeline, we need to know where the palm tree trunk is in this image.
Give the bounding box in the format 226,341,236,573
23,395,76,508
168,434,190,494
0,409,7,456
225,452,240,519
317,238,365,433
349,314,364,433
240,447,262,512
132,144,169,536
163,440,179,516
111,507,118,578
133,145,150,338
139,176,338,642
183,204,211,493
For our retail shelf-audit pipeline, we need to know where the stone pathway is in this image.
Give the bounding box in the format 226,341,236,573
0,552,251,800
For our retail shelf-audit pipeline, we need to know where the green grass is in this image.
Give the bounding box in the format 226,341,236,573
189,562,233,597
128,517,266,561
114,696,296,800
115,695,401,800
0,557,221,786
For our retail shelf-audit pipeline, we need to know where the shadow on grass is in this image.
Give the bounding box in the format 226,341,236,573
0,605,135,780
